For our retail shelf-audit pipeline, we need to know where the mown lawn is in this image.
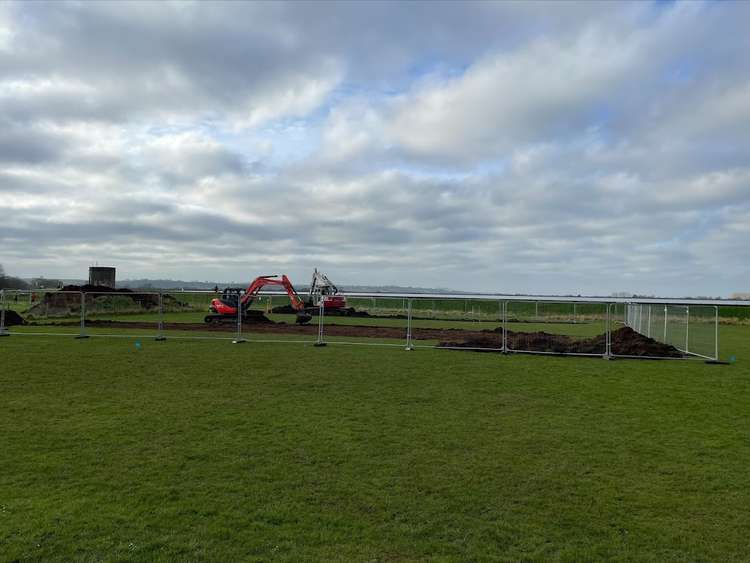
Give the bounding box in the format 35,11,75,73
1,327,748,561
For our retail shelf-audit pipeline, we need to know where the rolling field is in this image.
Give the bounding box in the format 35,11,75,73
1,323,749,562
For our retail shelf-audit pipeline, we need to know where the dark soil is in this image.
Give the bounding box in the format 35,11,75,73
27,286,184,316
439,326,683,357
2,309,25,326
44,319,487,341
271,305,371,318
36,319,683,358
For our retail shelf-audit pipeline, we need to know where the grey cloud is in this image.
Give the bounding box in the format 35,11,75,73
0,120,66,164
2,1,749,296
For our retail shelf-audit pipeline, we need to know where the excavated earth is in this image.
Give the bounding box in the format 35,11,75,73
439,326,683,357
26,285,184,316
271,304,372,317
36,319,683,357
2,309,25,326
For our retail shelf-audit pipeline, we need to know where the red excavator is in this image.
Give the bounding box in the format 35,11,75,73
205,275,313,325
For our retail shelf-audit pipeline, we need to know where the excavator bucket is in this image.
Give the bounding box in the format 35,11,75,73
296,310,313,325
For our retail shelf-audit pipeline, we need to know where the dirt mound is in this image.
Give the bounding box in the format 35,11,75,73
35,318,683,359
439,326,683,357
608,326,683,357
271,305,371,317
26,287,186,317
2,309,25,326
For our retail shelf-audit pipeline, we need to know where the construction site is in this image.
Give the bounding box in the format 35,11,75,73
1,268,724,361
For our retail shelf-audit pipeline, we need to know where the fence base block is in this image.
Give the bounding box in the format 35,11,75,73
74,335,90,339
314,342,327,347
232,339,247,344
154,336,167,342
0,332,9,337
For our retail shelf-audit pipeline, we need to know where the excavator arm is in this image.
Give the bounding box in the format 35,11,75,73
240,275,307,311
206,275,312,324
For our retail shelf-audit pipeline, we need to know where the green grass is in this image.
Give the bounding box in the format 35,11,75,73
1,325,749,561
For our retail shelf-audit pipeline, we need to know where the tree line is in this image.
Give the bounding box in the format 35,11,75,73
0,264,30,290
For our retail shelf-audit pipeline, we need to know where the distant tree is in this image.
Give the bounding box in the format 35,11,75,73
0,264,30,290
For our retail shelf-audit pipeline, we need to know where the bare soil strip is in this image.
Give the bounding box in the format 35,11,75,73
31,320,682,357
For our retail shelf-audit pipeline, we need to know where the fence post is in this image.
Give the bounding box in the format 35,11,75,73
647,305,652,338
155,291,166,341
573,302,577,324
232,290,246,344
685,305,689,354
0,290,8,337
501,301,508,353
663,305,668,343
714,306,719,361
604,303,612,359
314,299,326,347
75,291,89,339
405,299,413,351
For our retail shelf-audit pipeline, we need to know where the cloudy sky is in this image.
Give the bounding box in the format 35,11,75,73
1,1,749,296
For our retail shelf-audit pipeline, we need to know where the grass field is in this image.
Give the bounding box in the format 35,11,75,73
1,323,748,562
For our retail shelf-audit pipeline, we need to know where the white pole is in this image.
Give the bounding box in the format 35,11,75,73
715,306,719,361
233,290,246,344
315,298,326,347
155,291,166,341
405,299,413,351
75,291,89,339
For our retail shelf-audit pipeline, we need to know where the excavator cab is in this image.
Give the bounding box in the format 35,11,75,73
216,288,242,309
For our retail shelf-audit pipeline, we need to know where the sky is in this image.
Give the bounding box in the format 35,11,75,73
1,0,749,296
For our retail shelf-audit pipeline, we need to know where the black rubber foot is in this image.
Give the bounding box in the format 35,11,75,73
75,335,90,339
232,339,247,344
705,360,730,365
314,342,327,347
0,332,10,337
155,336,167,341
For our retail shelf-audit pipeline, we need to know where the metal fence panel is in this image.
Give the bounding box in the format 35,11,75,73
321,296,407,348
506,301,607,356
623,302,718,360
0,289,723,360
410,297,502,351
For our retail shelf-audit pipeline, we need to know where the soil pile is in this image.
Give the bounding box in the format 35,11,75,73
608,326,683,357
271,304,371,317
26,286,185,317
35,317,684,358
439,326,683,357
2,309,25,326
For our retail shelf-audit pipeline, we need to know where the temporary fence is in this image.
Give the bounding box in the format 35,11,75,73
0,289,730,361
624,302,718,360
